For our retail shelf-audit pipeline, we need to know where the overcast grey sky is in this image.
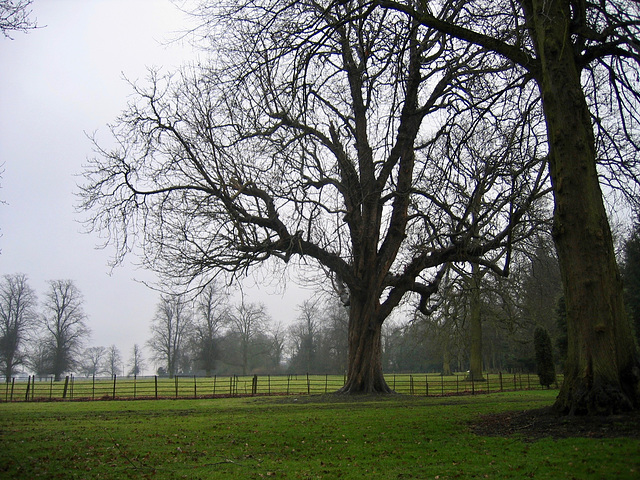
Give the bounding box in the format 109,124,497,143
0,0,310,373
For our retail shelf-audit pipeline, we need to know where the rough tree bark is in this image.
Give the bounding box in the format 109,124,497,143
527,0,640,414
467,264,485,382
339,293,393,394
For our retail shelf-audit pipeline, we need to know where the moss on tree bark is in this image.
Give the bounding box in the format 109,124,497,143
529,0,640,414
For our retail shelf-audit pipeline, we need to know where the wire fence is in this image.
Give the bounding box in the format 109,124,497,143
2,372,562,403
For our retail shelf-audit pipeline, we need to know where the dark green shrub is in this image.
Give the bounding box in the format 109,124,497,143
534,326,556,387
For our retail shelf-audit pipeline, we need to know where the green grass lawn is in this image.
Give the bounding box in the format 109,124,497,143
1,390,637,479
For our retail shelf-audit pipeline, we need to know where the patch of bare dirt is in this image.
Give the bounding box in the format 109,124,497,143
470,406,640,441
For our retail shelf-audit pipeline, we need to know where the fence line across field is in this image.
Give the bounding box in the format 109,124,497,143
3,372,562,403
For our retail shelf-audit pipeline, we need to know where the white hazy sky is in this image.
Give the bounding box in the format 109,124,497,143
0,0,311,374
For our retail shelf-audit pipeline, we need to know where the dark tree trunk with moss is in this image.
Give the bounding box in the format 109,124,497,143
528,0,640,414
338,293,393,394
467,264,485,382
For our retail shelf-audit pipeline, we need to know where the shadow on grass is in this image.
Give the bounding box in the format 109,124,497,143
470,406,640,441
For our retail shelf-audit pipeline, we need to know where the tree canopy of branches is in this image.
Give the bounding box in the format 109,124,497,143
0,0,37,39
378,0,640,413
81,1,550,393
40,280,90,381
0,273,37,381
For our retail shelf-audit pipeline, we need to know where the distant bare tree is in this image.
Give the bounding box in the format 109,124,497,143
29,342,51,379
128,343,145,376
0,0,38,39
147,294,192,378
268,321,287,373
80,346,106,377
40,280,90,381
289,300,322,374
105,344,122,377
0,273,37,381
227,300,270,375
193,284,227,376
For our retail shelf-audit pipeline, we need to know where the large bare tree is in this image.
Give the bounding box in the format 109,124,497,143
40,279,90,381
81,1,549,393
379,0,640,413
0,273,37,381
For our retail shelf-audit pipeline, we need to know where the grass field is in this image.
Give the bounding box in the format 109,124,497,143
1,390,637,479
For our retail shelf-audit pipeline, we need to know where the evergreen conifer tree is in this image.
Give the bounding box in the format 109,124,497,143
534,326,556,388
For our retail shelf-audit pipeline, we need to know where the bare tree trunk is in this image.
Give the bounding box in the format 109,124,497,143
442,337,453,377
338,295,392,394
529,0,640,414
467,264,485,381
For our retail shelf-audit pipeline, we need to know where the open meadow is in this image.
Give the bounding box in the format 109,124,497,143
1,390,639,479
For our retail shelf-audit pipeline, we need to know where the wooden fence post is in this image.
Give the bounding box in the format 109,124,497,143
112,375,117,399
62,376,69,399
213,375,217,396
499,371,503,392
154,375,158,399
306,373,310,395
425,375,429,396
49,377,53,401
24,375,31,402
92,374,95,400
175,376,179,398
10,377,15,402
